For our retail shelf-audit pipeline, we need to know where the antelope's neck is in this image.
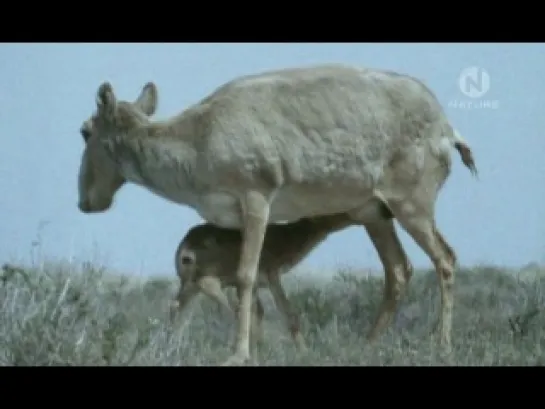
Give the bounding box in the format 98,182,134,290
106,128,200,205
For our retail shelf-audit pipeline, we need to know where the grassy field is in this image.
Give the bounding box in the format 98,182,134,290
0,261,544,366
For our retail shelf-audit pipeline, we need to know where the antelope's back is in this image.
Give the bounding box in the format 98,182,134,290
198,64,448,191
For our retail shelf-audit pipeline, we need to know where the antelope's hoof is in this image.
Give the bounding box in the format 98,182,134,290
294,334,308,353
168,302,179,323
220,352,251,366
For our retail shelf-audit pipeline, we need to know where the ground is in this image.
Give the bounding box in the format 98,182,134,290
0,261,544,366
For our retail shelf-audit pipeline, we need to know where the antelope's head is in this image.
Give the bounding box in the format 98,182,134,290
77,82,158,213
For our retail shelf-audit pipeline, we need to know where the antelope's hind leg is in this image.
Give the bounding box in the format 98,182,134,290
387,194,457,349
364,217,413,342
350,199,413,342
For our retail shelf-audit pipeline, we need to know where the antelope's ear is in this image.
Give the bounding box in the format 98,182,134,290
96,82,117,116
134,82,158,116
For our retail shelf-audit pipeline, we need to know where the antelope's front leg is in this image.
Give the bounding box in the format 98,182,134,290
198,276,233,313
169,282,199,324
236,287,266,355
221,191,270,366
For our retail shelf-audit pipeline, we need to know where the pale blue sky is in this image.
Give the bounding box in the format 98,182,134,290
1,43,543,277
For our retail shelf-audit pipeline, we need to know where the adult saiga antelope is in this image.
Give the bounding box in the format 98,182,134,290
77,64,477,365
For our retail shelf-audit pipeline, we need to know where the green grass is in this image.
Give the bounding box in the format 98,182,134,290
0,261,544,366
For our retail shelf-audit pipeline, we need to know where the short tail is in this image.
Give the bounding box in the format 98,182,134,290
452,130,478,178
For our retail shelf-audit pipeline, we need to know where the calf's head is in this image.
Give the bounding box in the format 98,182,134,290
175,225,241,287
77,82,158,213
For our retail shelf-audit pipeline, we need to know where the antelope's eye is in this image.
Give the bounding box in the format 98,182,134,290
81,128,91,142
181,256,194,265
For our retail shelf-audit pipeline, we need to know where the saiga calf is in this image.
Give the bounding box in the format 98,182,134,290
170,212,388,352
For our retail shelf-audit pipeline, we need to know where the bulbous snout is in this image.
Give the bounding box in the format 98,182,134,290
78,200,92,213
78,198,111,213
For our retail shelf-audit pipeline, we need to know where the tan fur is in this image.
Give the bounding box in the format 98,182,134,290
77,64,478,365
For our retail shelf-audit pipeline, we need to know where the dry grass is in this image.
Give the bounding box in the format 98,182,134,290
1,261,544,366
